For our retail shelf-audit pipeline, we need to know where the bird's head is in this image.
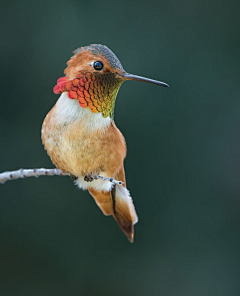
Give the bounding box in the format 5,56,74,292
54,44,169,118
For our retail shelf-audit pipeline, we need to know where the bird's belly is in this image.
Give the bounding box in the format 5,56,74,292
42,119,126,178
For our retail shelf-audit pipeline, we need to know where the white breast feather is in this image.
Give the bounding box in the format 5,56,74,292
56,93,111,131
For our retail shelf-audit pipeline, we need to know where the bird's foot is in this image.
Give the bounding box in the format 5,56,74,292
70,174,78,180
84,174,94,182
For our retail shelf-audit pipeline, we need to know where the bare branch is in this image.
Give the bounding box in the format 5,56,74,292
0,168,69,184
0,168,123,185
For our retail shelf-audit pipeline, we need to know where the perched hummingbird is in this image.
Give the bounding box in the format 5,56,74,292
42,44,169,242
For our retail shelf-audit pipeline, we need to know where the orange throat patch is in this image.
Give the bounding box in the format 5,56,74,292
53,72,123,118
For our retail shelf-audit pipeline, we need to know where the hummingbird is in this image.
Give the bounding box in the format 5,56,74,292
41,44,169,242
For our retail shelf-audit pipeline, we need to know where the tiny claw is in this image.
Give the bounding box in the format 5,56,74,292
70,174,78,180
84,175,94,182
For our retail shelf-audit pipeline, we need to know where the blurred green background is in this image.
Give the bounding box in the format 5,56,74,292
1,0,240,295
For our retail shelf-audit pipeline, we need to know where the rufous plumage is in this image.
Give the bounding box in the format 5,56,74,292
42,44,169,242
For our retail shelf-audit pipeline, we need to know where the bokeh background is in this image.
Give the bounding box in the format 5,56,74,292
1,0,240,295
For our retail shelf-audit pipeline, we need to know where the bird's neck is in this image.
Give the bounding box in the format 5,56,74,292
55,93,111,131
53,72,123,119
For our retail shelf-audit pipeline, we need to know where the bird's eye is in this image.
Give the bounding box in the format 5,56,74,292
93,61,104,71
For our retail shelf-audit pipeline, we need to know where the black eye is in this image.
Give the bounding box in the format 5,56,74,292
93,61,103,71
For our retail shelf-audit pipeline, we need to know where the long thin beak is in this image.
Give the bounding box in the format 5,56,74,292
117,72,169,87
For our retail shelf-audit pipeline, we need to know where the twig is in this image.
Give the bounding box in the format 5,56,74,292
0,168,123,185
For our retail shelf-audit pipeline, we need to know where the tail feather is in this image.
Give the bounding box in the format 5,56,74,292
112,184,138,243
88,187,113,216
88,166,138,242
